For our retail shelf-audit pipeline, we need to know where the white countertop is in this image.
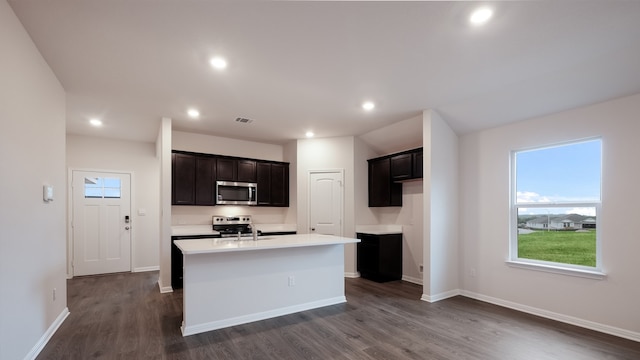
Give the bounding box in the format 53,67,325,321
355,225,403,235
174,233,359,255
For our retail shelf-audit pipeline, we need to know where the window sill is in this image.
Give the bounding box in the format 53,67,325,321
506,260,607,280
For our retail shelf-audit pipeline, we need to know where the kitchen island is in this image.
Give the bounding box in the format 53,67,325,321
173,233,359,336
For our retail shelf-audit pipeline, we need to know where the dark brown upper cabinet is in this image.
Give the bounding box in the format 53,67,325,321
390,153,413,181
172,150,287,207
172,153,196,205
368,147,422,207
217,158,257,183
194,157,216,205
390,148,423,181
368,157,402,207
216,158,236,181
257,162,289,207
413,150,423,179
237,159,257,182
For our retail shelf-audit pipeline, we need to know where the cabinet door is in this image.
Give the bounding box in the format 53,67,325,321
195,157,216,205
172,153,196,205
237,159,257,182
256,162,271,205
378,234,403,279
390,153,412,180
270,163,289,207
368,158,402,207
256,162,289,207
413,150,423,179
216,158,236,181
357,234,379,276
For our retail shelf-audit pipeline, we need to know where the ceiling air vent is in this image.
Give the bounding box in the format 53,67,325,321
235,117,254,124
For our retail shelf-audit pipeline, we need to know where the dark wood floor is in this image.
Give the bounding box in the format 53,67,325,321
37,271,640,360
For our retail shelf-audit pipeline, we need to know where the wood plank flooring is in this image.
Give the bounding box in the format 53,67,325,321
37,272,640,359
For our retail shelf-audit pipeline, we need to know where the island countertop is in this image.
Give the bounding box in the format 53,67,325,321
174,233,359,255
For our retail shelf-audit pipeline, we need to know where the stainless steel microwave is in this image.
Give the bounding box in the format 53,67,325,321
216,181,257,205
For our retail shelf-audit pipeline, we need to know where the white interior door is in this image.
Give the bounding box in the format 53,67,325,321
72,170,131,276
309,170,343,236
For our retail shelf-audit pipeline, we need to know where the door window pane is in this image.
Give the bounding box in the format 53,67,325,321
84,177,121,198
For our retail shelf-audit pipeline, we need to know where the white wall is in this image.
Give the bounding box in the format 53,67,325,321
358,115,423,155
282,141,298,225
66,135,160,273
459,93,640,338
296,137,357,274
0,1,67,359
172,130,283,161
353,137,379,227
158,118,172,292
423,110,459,301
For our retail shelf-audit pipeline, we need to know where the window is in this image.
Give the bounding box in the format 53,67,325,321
84,177,121,198
510,138,602,275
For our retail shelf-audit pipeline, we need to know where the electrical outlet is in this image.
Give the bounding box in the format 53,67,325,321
470,268,477,277
288,275,295,287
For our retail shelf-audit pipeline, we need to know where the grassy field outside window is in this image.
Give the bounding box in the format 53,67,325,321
518,230,596,267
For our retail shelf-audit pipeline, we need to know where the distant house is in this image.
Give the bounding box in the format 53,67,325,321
525,214,596,230
526,216,550,230
581,218,597,229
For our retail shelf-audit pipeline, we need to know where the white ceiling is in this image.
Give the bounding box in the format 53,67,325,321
9,1,640,152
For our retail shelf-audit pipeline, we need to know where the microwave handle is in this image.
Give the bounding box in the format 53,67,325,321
249,187,253,200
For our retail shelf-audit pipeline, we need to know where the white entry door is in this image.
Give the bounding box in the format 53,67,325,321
309,170,343,236
72,170,131,276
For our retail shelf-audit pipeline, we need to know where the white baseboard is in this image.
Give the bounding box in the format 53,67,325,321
344,271,360,278
181,296,346,336
157,280,173,293
421,289,461,303
460,290,640,343
402,275,423,285
24,307,69,360
133,265,160,273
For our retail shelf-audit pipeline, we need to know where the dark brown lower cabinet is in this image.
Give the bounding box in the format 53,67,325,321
357,232,402,282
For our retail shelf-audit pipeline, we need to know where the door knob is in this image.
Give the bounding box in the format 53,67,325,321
125,226,130,230
311,227,315,231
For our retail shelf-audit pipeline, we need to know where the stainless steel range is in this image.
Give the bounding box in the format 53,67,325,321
212,215,254,238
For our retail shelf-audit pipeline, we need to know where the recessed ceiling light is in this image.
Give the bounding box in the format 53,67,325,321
209,56,227,70
89,118,103,127
470,7,493,25
187,108,200,119
362,101,375,111
305,131,314,138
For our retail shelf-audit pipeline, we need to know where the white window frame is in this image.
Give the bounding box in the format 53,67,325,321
507,138,605,280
